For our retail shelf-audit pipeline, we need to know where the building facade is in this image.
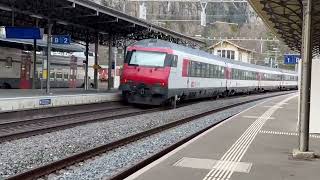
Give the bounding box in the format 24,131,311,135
207,40,255,64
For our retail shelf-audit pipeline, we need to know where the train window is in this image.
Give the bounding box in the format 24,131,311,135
64,73,69,80
50,72,55,79
235,69,238,79
217,67,220,78
5,57,13,68
56,72,63,79
171,55,178,67
206,64,210,78
130,51,166,67
195,62,201,77
212,65,215,78
189,61,194,77
35,71,38,79
124,51,133,63
193,61,197,77
221,67,224,78
201,63,207,77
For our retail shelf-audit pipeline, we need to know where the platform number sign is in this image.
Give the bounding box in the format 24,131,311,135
284,54,300,64
52,35,71,45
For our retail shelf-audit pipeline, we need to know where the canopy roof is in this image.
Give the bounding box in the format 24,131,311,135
0,0,204,47
249,0,320,55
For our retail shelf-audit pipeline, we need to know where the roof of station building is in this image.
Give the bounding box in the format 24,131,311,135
248,0,320,56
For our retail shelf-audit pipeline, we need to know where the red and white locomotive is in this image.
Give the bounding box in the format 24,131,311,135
119,39,298,106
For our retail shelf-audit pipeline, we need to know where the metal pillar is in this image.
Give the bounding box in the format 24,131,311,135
32,39,37,89
94,33,99,89
113,47,117,88
32,19,39,89
84,35,89,90
123,45,127,61
299,0,312,152
108,37,113,90
46,23,53,94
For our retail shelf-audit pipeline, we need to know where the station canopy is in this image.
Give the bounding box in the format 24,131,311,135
0,0,204,47
249,0,320,56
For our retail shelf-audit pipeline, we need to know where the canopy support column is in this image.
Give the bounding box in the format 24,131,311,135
108,37,113,90
94,33,99,89
46,22,52,94
84,34,89,90
32,19,39,89
294,0,315,159
299,0,312,152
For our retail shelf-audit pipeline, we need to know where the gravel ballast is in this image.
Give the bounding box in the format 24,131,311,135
51,101,261,180
0,92,291,178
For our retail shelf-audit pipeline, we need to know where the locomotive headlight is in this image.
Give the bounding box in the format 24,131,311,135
123,79,133,83
155,82,166,87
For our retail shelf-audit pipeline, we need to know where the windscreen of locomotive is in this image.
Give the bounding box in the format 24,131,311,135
129,51,166,67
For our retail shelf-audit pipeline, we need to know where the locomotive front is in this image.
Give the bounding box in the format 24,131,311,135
119,45,175,105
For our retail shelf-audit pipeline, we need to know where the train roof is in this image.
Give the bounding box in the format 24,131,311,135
131,39,297,75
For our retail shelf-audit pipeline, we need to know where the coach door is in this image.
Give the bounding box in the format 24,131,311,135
257,72,262,89
19,53,31,89
69,55,77,88
225,65,232,89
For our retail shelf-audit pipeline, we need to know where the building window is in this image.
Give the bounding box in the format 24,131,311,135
217,50,221,57
231,51,235,60
222,50,226,58
227,50,231,59
219,50,235,60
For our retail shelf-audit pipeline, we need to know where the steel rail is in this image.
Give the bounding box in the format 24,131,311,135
0,107,163,143
6,91,294,180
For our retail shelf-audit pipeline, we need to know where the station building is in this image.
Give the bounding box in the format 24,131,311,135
207,40,255,64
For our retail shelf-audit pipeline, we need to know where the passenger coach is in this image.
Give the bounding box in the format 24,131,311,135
119,39,298,106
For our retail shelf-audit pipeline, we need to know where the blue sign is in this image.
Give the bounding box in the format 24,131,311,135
39,99,51,105
5,27,42,39
112,62,115,69
284,54,300,64
52,35,71,44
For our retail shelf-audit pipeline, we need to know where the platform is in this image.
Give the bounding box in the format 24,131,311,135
126,93,320,180
0,89,121,112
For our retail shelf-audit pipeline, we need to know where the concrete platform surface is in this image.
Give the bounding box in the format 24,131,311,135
0,88,121,112
126,94,320,180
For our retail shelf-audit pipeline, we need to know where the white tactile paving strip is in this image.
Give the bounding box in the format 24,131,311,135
242,116,275,120
259,130,320,139
202,94,297,180
263,106,283,108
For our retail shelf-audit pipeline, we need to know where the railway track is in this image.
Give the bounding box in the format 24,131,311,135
6,91,294,180
0,103,163,143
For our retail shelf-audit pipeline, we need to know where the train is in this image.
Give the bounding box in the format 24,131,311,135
119,39,298,106
0,39,120,89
